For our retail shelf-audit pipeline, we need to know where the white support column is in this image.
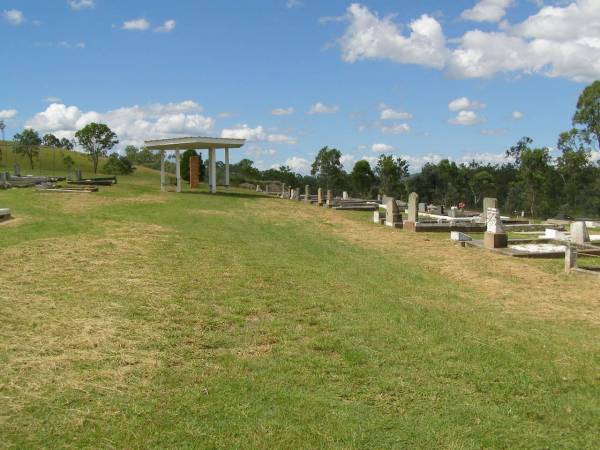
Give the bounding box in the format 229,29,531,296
175,149,181,193
224,148,230,191
210,147,217,194
160,150,166,192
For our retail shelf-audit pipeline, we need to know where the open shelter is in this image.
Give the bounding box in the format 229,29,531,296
144,136,246,193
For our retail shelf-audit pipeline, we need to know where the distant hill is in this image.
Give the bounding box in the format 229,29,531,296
0,141,108,177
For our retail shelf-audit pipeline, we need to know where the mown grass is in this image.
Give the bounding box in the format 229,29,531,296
1,170,599,449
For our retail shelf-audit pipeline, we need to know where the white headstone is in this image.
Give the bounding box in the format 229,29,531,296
343,191,348,199
544,228,567,240
451,231,472,242
486,208,505,234
571,221,590,244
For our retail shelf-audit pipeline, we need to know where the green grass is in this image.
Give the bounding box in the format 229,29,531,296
1,170,599,449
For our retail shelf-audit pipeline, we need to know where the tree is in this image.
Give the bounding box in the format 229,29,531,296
467,170,494,206
102,153,135,175
13,129,42,169
573,80,600,150
375,154,409,197
63,155,75,172
351,160,375,197
75,123,119,173
556,128,594,211
311,146,345,190
518,146,552,218
59,137,74,150
42,133,61,148
124,145,140,162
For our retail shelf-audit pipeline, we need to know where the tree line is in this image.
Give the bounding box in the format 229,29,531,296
4,80,599,218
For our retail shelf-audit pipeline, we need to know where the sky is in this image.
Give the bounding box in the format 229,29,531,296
1,0,599,173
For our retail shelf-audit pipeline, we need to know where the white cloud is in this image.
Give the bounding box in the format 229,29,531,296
512,110,524,120
307,102,339,115
371,143,394,153
361,155,379,167
380,123,410,134
459,152,509,164
221,125,297,144
461,0,515,23
450,0,600,82
0,109,18,120
286,0,303,9
285,156,310,172
68,0,94,11
480,128,507,135
245,147,277,157
340,154,356,167
154,19,176,33
34,41,86,49
25,101,215,147
401,153,446,169
272,107,294,116
339,4,448,69
3,9,24,25
448,96,485,111
448,110,482,126
334,1,600,82
380,107,413,120
121,19,150,31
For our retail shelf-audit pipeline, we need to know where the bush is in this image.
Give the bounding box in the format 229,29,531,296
102,153,135,175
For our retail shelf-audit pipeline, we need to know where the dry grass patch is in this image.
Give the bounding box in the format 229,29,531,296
258,200,600,325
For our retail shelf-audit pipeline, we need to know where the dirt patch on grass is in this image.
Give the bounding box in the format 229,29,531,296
256,200,600,325
59,193,167,214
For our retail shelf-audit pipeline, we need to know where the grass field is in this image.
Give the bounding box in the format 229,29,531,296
1,166,599,449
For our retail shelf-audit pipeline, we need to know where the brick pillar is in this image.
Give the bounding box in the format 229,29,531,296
189,155,199,189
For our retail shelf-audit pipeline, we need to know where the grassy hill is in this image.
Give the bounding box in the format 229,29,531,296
0,141,109,177
0,171,599,448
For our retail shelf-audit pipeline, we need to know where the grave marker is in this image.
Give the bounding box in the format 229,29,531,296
317,188,323,206
305,185,310,202
484,208,508,249
385,197,402,228
571,221,590,244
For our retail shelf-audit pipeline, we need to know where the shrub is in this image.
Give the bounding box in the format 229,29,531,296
102,153,135,175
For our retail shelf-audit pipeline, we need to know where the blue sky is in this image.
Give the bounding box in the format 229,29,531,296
1,0,597,173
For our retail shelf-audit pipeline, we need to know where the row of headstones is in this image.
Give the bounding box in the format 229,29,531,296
284,186,350,205
372,192,420,228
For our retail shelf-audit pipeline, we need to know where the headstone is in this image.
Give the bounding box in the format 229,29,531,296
377,194,382,202
342,191,348,199
326,190,333,208
317,188,323,206
571,221,590,244
305,185,310,202
484,208,508,249
256,184,261,192
385,197,402,228
13,163,21,177
189,155,200,189
418,202,426,213
451,231,472,242
481,198,497,220
448,206,461,218
373,210,383,224
75,168,82,181
0,172,7,188
296,188,301,201
544,228,567,240
281,184,286,199
407,192,419,223
0,208,11,222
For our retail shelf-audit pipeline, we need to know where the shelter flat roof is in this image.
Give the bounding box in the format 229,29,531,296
144,136,246,150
